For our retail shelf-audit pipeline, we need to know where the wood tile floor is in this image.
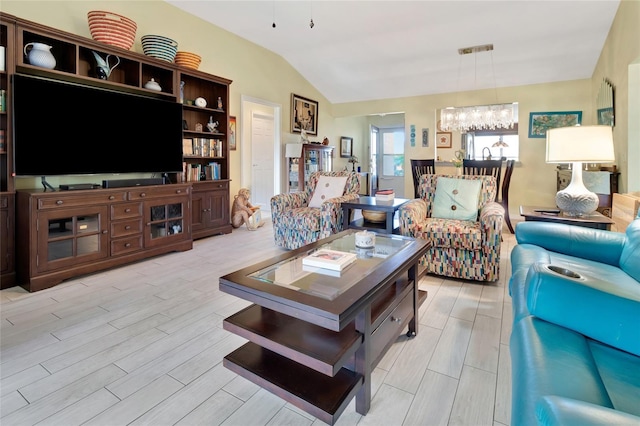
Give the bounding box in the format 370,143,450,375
1,219,517,426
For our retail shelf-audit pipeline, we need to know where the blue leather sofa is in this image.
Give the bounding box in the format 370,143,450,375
509,219,640,426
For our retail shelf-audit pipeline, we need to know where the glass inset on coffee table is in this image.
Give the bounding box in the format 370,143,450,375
249,232,411,300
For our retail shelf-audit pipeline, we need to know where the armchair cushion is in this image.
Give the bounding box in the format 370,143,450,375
414,218,483,251
308,175,348,208
432,177,482,221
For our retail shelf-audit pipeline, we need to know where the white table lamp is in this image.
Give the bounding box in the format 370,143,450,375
546,125,615,216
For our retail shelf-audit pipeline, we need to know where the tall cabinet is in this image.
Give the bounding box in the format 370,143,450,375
287,144,334,192
180,70,232,238
0,18,15,288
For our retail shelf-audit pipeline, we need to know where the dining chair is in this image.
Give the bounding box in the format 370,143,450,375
501,160,515,233
410,159,436,198
463,159,503,192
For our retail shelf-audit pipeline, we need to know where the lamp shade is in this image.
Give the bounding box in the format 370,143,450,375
546,125,614,163
285,143,303,158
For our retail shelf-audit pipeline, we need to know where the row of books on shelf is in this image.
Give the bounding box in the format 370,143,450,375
183,138,223,158
375,189,395,201
183,162,223,182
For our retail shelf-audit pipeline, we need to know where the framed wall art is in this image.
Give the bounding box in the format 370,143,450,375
340,136,353,158
229,116,237,150
291,93,318,135
422,128,429,147
436,132,452,148
528,111,582,138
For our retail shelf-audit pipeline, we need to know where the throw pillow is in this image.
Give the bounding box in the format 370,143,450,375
432,177,482,221
308,175,348,208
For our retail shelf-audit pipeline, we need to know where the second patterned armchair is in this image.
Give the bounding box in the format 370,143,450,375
271,171,360,250
399,174,504,281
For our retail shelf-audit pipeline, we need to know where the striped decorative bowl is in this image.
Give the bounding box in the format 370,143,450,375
88,10,137,50
174,51,201,69
141,35,178,62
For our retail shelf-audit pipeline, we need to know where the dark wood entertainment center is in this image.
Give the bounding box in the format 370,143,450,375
0,13,233,291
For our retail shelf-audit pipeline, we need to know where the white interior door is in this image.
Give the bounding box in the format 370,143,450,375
250,112,275,210
376,126,405,197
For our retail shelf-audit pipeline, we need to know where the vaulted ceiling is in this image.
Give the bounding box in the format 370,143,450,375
167,1,620,104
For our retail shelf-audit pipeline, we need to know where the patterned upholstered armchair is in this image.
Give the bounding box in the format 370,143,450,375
398,174,504,281
271,171,360,250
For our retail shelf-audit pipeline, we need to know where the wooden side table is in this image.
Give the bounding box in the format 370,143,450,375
342,197,410,234
519,205,615,230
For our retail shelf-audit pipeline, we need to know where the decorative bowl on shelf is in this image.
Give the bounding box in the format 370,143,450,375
174,51,201,69
362,210,386,223
141,34,178,62
87,10,137,50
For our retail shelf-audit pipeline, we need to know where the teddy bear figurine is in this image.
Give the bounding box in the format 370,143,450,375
231,188,264,230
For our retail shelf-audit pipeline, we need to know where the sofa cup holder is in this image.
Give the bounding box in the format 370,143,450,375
546,265,582,279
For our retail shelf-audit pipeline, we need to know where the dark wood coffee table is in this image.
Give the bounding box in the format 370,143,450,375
219,229,429,424
342,196,410,234
520,205,615,230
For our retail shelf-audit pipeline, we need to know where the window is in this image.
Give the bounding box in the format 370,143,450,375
468,125,519,161
381,127,405,176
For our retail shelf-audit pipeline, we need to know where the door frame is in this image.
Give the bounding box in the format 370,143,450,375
240,95,282,211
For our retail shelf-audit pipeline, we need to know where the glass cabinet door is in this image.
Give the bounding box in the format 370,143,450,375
149,202,184,239
37,206,108,272
319,149,333,172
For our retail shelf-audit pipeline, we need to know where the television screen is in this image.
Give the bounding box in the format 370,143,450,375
12,74,183,176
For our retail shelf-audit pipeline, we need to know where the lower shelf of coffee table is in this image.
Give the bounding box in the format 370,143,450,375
223,304,363,377
223,342,363,425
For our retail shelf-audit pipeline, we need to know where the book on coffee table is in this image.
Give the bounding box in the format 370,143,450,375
302,249,357,271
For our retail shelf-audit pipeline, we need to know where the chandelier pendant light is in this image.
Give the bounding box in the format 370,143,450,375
440,44,516,132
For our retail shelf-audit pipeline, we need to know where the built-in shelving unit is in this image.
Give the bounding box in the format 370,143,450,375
1,11,233,291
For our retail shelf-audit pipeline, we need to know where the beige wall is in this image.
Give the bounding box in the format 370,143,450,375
592,0,640,193
4,1,636,215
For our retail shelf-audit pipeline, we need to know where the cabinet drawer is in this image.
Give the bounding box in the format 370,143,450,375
111,219,143,237
111,202,142,220
194,180,229,191
38,192,127,209
111,235,143,256
370,290,414,362
128,184,191,200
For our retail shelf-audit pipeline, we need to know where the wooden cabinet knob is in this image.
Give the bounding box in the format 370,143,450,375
109,196,115,200
102,230,108,234
56,200,63,205
125,243,131,248
125,225,131,230
125,208,131,213
140,193,146,198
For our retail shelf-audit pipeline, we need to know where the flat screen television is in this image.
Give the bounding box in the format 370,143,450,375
12,74,183,177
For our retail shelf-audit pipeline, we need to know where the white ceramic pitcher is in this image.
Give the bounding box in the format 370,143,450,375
24,42,56,69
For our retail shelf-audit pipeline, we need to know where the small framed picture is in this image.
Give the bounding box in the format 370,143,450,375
436,132,452,148
340,136,353,158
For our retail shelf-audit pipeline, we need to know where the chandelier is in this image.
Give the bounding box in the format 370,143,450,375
440,103,516,132
440,44,516,132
